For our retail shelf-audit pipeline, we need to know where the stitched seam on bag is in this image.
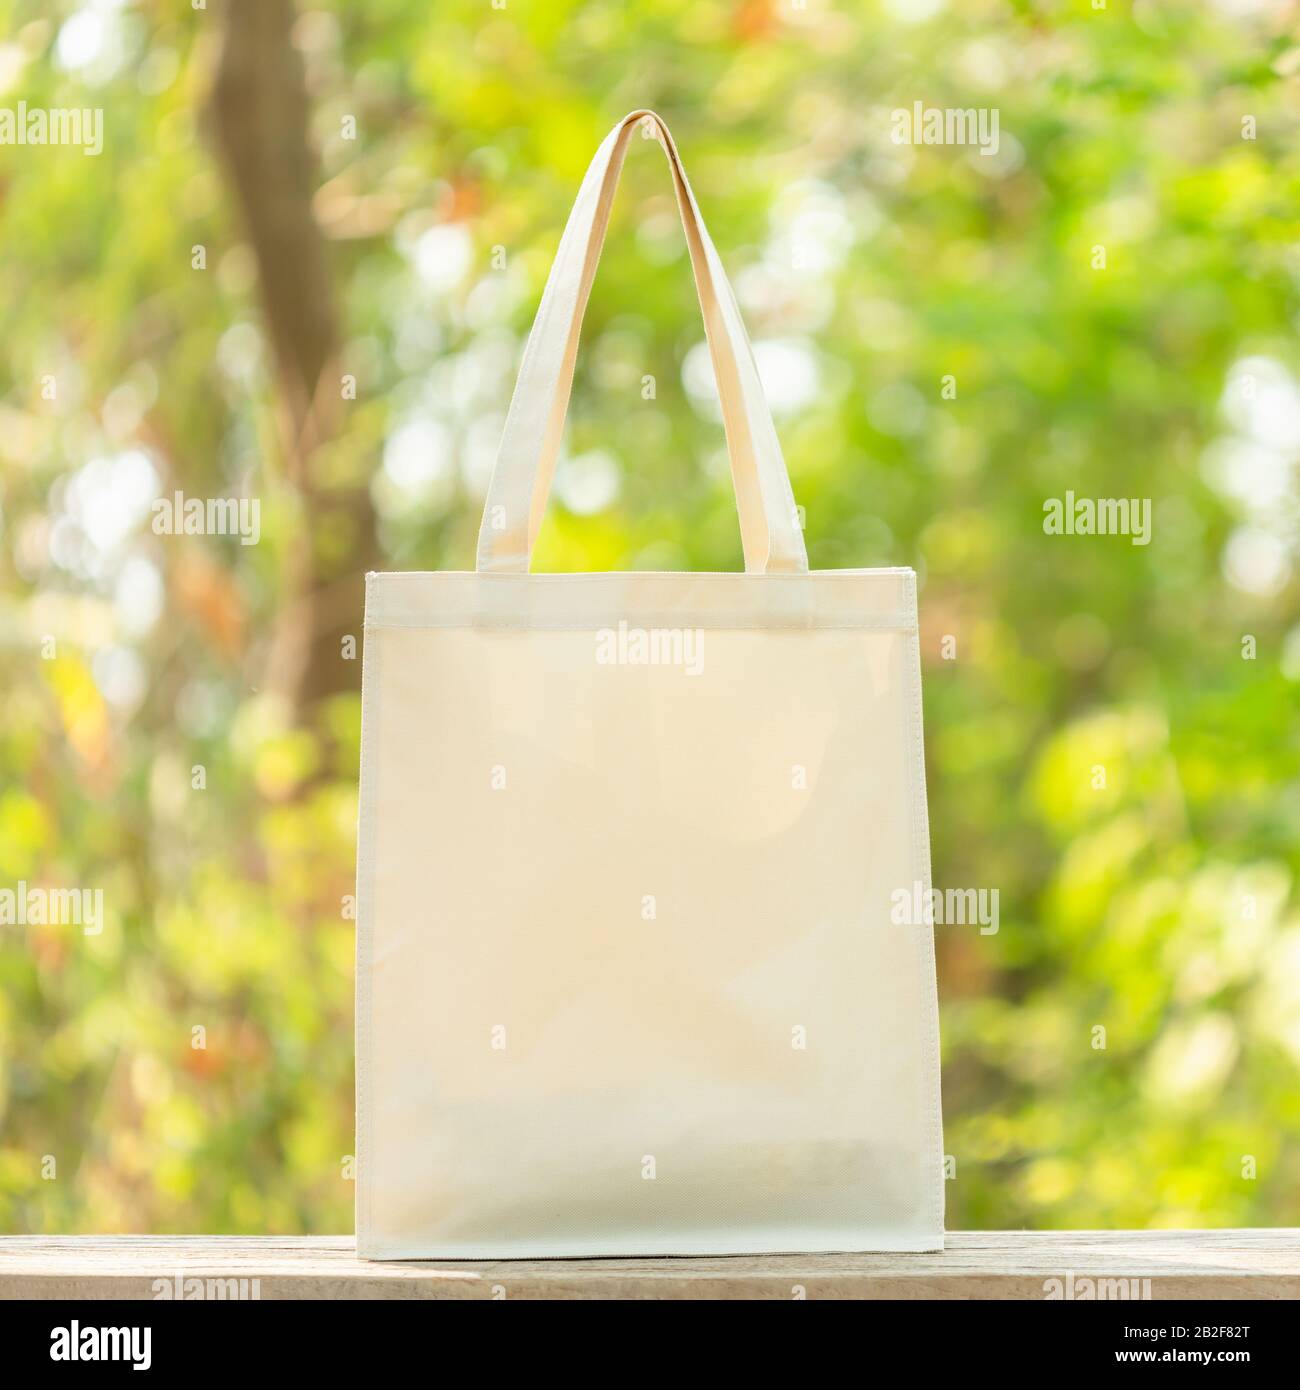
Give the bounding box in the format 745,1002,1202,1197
355,583,380,1248
909,576,944,1239
364,618,919,633
902,570,945,1240
368,569,916,582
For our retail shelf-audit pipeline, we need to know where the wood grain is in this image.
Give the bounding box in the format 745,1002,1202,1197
1,1231,1297,1300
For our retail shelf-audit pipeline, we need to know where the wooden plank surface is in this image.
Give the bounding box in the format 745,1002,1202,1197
0,1231,1297,1299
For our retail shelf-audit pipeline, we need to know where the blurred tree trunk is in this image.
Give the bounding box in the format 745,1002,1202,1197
208,0,376,711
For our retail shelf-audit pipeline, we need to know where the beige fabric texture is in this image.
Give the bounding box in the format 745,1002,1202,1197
355,112,944,1259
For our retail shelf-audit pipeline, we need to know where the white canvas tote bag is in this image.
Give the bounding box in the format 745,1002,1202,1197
356,110,944,1259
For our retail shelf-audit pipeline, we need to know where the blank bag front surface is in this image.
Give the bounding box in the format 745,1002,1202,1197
355,112,944,1259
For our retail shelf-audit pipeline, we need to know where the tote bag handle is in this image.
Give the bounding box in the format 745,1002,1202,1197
475,110,808,576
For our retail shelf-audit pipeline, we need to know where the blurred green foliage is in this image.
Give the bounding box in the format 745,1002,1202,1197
1,0,1298,1235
